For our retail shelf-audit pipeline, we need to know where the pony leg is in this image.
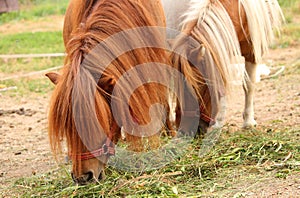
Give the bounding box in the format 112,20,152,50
166,90,177,137
212,96,226,129
166,118,177,137
243,61,258,128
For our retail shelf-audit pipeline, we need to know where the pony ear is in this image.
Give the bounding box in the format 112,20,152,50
45,72,61,85
98,75,116,93
188,44,206,65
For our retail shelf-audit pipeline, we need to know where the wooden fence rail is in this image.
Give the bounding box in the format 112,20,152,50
0,53,66,59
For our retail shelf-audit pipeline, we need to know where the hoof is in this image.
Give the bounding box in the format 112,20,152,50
211,119,225,129
243,120,257,129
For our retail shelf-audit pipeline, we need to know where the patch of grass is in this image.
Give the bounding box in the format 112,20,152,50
4,127,300,197
270,0,300,49
276,23,300,47
278,0,299,8
0,36,64,97
0,57,63,96
0,57,63,73
0,31,64,54
0,1,65,96
0,0,69,25
1,78,55,96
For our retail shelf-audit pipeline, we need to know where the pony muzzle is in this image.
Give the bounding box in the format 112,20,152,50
71,170,105,185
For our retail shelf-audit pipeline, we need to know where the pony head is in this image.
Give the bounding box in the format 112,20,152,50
47,69,119,184
47,0,168,184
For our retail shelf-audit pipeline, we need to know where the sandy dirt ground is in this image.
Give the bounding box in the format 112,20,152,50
0,15,299,195
0,94,57,185
220,46,300,197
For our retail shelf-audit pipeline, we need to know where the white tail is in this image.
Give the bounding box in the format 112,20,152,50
239,0,284,63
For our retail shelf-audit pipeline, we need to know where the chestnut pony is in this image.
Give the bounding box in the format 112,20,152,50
47,0,171,184
169,0,284,131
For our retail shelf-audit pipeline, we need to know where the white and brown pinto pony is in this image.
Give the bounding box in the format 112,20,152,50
166,0,284,131
46,0,172,184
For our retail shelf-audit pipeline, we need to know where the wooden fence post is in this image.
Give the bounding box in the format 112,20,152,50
0,0,19,14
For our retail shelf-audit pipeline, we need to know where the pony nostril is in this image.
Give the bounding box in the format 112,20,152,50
98,172,103,181
71,172,76,182
85,171,94,182
71,172,94,184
